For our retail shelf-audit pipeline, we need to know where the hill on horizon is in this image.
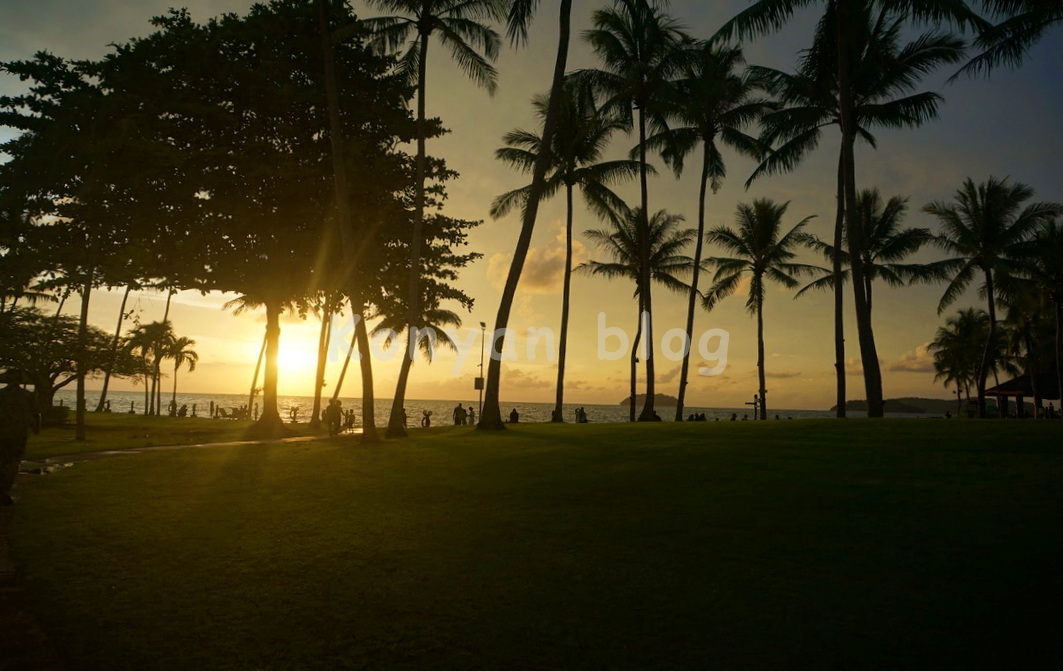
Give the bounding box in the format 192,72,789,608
619,393,679,407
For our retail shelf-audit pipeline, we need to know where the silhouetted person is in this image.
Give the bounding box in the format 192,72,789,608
421,409,432,427
1,370,40,505
403,408,409,428
730,413,737,421
178,404,188,418
509,408,520,423
468,406,476,425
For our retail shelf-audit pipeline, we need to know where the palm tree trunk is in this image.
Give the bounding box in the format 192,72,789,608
481,0,572,430
832,155,846,418
1055,298,1062,417
353,305,380,442
317,0,379,443
676,151,710,421
636,108,655,422
757,292,767,421
977,268,996,418
96,283,132,412
75,273,94,441
312,299,331,428
836,0,883,418
956,381,962,416
258,299,283,430
387,339,416,437
171,364,179,408
248,332,266,418
389,30,432,438
552,183,575,423
331,333,356,401
630,296,644,423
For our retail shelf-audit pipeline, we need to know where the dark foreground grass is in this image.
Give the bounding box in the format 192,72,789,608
25,414,320,461
9,420,1063,670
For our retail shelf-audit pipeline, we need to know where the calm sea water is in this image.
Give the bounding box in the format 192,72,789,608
52,389,867,426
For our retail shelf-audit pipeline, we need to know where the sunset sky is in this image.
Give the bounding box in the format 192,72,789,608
2,1,1060,410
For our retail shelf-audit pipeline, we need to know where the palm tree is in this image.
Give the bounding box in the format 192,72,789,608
931,307,988,415
1000,280,1051,416
799,189,939,320
168,336,198,411
580,206,696,422
364,0,506,437
740,0,966,418
1015,220,1063,412
372,306,462,426
224,293,294,431
644,42,773,420
480,0,576,430
126,320,175,416
957,0,1062,78
703,199,817,420
492,77,639,422
581,0,690,421
924,176,1062,417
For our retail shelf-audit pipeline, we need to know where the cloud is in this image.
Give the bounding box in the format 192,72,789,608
486,220,586,295
501,367,552,390
888,342,936,373
766,370,802,379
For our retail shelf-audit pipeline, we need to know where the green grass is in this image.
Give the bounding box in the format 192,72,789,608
9,420,1063,669
25,414,321,461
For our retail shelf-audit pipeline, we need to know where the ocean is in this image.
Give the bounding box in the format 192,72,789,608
52,389,861,426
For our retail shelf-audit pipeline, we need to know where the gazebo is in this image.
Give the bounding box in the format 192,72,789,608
985,365,1060,419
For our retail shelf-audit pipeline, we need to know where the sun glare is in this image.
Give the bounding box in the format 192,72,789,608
277,345,317,376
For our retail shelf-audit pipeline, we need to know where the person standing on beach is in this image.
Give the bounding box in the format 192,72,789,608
0,369,41,505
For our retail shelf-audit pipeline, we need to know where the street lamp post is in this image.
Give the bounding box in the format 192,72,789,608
477,321,486,414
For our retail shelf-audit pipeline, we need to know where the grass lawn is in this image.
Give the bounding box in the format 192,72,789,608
8,419,1063,669
25,414,322,461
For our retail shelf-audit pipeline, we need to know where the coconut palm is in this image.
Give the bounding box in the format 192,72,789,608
799,189,940,319
644,42,773,420
168,336,198,411
579,0,691,421
125,320,175,416
363,0,506,437
957,0,1063,78
1014,220,1063,411
480,0,576,429
580,206,696,422
703,199,817,420
999,280,1052,416
931,307,988,415
741,0,966,418
924,176,1062,417
492,77,640,422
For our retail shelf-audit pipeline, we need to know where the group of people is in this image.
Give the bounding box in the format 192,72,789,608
574,407,589,423
453,403,476,426
686,413,709,421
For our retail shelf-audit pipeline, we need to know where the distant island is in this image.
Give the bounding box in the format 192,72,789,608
620,393,679,407
833,397,958,414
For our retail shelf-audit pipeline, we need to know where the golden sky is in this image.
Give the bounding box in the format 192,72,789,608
2,1,1061,409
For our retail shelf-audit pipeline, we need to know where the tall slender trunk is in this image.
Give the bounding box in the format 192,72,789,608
636,108,656,422
1055,298,1062,416
833,154,846,417
552,183,575,422
96,283,132,412
630,298,644,423
837,0,883,418
977,268,996,418
353,305,379,442
258,300,283,429
55,291,67,316
75,273,94,441
389,29,432,438
312,299,332,427
387,342,416,437
676,150,710,421
757,291,767,421
331,333,356,401
956,381,962,415
171,363,180,407
156,291,174,416
248,332,266,418
318,0,379,442
481,0,572,430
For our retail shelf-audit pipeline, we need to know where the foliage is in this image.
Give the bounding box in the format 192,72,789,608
0,307,134,409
